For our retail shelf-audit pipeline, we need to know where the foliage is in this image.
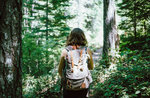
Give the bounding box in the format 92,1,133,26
23,69,61,98
22,0,72,96
92,35,150,97
21,0,150,97
119,34,150,51
22,0,72,77
117,0,150,37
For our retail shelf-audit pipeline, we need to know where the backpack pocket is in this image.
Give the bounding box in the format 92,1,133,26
64,77,91,90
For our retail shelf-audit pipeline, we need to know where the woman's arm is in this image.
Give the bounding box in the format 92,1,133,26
58,57,65,77
87,48,94,70
58,49,66,77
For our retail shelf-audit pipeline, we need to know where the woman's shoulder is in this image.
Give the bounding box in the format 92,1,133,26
61,48,68,57
86,47,92,54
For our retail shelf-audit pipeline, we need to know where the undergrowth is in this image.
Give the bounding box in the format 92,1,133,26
92,35,150,98
23,35,150,98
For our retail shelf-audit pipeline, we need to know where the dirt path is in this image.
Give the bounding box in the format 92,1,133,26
92,47,103,64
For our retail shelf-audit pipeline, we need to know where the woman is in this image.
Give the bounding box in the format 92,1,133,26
58,28,94,98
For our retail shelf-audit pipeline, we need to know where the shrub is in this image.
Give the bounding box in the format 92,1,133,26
93,49,150,98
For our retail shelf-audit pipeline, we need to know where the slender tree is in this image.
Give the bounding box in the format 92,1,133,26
103,0,118,66
22,0,72,76
46,0,49,65
133,1,137,39
117,0,150,37
0,0,22,97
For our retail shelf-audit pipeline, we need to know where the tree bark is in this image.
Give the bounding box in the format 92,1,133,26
133,1,137,39
103,0,118,65
0,0,22,97
46,0,49,65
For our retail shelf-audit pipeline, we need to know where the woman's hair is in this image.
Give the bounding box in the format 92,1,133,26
66,28,87,46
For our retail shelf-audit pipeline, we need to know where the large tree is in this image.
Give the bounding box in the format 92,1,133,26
103,0,118,66
0,0,22,97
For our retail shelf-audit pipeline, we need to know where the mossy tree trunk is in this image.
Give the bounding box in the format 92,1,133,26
0,0,22,97
103,0,118,66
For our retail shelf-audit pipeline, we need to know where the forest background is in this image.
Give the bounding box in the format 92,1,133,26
0,0,149,97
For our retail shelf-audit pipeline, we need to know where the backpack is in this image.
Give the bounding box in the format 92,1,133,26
62,46,92,90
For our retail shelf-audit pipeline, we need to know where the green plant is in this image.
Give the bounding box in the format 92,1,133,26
92,48,150,97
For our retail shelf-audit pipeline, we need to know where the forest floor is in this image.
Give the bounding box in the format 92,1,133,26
90,47,103,98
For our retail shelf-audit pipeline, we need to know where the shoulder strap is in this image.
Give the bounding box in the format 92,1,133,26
85,47,87,51
70,49,83,69
65,47,70,52
85,47,88,54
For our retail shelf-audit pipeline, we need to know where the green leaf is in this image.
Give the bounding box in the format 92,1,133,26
135,90,140,94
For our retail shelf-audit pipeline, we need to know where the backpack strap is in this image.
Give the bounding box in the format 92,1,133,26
65,47,70,53
85,47,88,54
70,49,83,73
70,51,74,68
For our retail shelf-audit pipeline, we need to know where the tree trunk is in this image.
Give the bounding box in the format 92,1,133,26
133,1,137,39
0,0,22,97
46,0,49,65
103,0,118,66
